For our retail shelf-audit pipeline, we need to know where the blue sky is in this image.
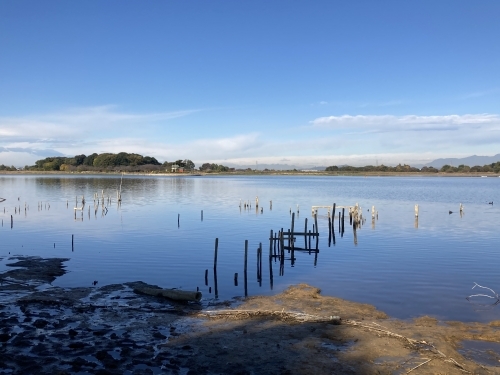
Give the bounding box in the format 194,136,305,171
1,1,499,167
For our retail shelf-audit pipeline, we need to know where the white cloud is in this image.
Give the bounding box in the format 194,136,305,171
310,114,499,131
1,106,500,168
0,106,198,143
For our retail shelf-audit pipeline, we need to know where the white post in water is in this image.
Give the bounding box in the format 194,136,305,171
459,203,463,212
371,205,375,219
255,196,259,208
414,204,419,217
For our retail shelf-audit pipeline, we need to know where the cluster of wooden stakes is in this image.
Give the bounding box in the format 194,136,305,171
203,200,379,299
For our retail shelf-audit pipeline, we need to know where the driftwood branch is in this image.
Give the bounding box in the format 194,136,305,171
406,358,432,374
197,309,341,323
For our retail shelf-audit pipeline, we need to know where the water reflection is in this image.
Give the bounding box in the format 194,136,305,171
1,175,500,322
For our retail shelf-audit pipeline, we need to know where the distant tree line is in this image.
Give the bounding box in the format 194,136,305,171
325,162,500,173
26,153,160,172
198,163,234,172
0,164,17,171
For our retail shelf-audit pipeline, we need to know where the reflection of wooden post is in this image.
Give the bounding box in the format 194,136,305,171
415,204,419,217
414,217,418,229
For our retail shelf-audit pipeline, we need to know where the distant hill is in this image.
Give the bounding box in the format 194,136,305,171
425,154,500,169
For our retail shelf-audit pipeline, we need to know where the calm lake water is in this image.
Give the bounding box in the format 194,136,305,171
1,174,499,322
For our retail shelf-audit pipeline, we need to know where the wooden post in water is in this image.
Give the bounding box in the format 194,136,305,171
414,204,419,218
270,200,272,210
332,203,336,233
291,212,295,237
213,238,218,271
11,215,13,229
244,240,248,297
201,210,203,221
72,234,74,251
314,213,318,235
304,218,308,249
178,214,180,227
234,273,238,286
269,237,274,289
205,269,208,285
269,229,273,258
214,238,219,298
341,208,345,233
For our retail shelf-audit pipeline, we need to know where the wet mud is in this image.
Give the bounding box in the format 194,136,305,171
1,256,499,374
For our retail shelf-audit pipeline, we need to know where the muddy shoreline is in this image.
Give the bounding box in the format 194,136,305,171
1,257,499,374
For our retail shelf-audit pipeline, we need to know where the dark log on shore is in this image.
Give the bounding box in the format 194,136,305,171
134,287,202,302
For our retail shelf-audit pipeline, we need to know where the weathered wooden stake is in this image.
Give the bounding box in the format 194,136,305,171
244,239,248,297
72,234,74,251
213,238,219,270
341,208,345,233
201,210,203,221
234,273,238,286
204,269,208,285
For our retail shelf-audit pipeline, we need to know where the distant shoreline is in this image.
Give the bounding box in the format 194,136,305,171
0,170,499,177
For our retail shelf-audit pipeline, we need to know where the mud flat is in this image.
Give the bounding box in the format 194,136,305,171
1,257,499,374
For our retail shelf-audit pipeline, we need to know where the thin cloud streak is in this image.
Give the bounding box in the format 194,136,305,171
0,106,199,142
311,114,499,129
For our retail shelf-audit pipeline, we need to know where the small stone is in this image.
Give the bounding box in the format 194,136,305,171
68,329,78,338
153,332,167,340
33,319,49,328
69,341,86,349
0,333,10,342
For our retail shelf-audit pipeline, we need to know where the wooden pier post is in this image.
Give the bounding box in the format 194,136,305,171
201,210,203,221
234,273,238,286
269,229,273,259
304,218,308,249
269,241,274,289
72,234,74,251
205,269,208,285
244,240,248,297
178,213,180,227
213,238,218,271
414,204,419,217
341,208,345,233
291,212,295,239
332,203,336,232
